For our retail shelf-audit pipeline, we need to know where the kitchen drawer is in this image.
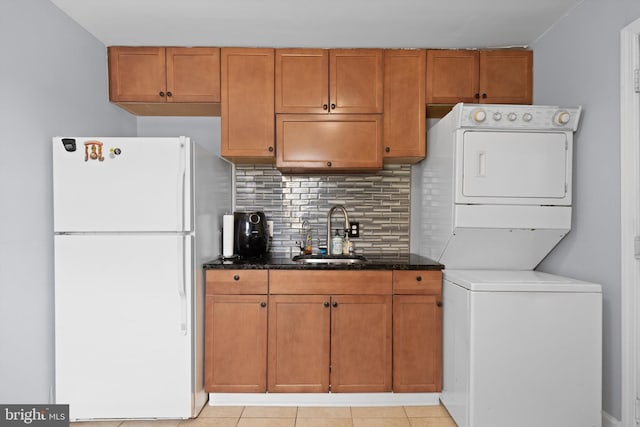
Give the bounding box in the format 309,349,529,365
269,270,392,295
206,270,268,294
393,270,442,295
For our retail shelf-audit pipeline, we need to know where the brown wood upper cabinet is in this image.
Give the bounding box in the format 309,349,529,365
108,46,220,115
426,49,532,105
220,48,275,163
275,48,384,114
276,114,383,173
383,49,426,163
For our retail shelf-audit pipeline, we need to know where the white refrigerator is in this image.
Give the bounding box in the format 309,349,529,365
52,136,231,420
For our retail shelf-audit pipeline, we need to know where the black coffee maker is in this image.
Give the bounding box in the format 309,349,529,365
233,211,270,258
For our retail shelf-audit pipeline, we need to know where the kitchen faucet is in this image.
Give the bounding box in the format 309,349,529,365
327,205,350,255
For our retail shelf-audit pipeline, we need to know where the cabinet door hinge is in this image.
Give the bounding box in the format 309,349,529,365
634,69,640,93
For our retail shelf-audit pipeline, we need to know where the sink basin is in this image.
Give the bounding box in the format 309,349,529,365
292,254,369,265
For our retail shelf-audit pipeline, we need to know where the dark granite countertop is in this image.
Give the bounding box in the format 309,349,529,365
203,253,443,270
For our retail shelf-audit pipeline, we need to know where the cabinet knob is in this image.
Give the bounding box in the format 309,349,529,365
416,275,422,282
324,302,330,308
437,301,443,307
268,146,274,152
330,103,336,110
260,302,267,308
233,275,240,281
481,93,487,99
332,302,338,308
474,93,480,99
159,91,165,97
327,161,332,167
385,147,390,153
166,91,172,97
323,104,328,110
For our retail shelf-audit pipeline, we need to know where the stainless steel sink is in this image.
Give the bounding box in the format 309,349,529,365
292,254,368,264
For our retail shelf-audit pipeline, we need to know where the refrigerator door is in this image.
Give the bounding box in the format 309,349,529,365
54,234,194,420
52,137,192,232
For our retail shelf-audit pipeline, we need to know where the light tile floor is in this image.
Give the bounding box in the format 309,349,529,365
71,405,457,427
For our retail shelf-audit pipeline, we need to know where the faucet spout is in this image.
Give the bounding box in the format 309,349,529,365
327,205,350,255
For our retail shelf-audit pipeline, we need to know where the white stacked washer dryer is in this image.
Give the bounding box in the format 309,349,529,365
411,103,602,427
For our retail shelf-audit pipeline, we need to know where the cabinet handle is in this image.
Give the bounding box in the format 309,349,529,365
327,161,332,167
474,93,480,99
481,93,487,99
416,275,422,282
437,301,443,307
268,146,274,152
260,302,267,308
330,103,336,110
332,302,338,308
324,302,330,308
233,275,240,281
166,91,172,97
385,147,390,153
323,104,328,110
159,91,165,97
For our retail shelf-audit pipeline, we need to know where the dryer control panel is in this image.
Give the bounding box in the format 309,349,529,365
453,103,582,131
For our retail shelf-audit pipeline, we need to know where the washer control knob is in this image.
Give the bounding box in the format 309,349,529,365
507,112,518,121
493,112,502,121
554,110,571,125
523,113,533,122
471,109,487,123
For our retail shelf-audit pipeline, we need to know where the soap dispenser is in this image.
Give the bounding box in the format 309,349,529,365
331,228,343,255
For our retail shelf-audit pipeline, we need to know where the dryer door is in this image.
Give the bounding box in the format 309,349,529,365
456,130,571,205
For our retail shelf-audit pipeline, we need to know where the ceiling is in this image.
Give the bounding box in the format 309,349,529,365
49,0,583,49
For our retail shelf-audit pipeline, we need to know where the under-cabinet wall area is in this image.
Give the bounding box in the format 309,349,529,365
234,164,411,257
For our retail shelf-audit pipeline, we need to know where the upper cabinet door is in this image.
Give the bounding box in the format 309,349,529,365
166,47,220,103
275,49,329,113
425,50,479,104
479,50,533,104
108,47,166,102
221,48,275,162
330,49,384,114
383,49,426,163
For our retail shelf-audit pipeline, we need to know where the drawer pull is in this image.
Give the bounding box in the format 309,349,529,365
332,302,338,308
233,275,240,281
416,275,422,282
260,302,267,308
324,301,330,307
436,301,443,307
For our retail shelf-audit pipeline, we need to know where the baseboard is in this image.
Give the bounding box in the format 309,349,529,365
602,410,621,427
208,393,440,407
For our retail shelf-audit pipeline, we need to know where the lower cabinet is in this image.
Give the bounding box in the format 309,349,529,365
204,270,268,392
204,268,441,394
392,270,443,392
268,294,392,393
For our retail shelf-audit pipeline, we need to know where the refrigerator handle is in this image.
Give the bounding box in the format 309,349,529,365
177,238,188,335
177,142,187,231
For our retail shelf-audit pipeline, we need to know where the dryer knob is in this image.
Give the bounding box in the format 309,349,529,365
554,110,571,125
493,112,502,121
507,112,518,121
471,109,487,123
523,113,533,122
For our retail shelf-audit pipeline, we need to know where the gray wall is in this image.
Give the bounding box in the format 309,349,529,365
0,0,135,402
533,0,640,419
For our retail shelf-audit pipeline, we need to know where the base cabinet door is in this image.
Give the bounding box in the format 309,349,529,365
331,295,392,392
268,295,331,392
393,295,442,392
205,294,268,392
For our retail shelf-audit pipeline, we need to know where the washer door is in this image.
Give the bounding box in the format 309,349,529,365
457,130,570,204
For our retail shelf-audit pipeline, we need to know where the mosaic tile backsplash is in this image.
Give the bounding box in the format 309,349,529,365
234,164,411,258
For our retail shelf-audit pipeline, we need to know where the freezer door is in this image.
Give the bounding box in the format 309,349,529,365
54,234,194,420
457,130,570,204
52,137,192,232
